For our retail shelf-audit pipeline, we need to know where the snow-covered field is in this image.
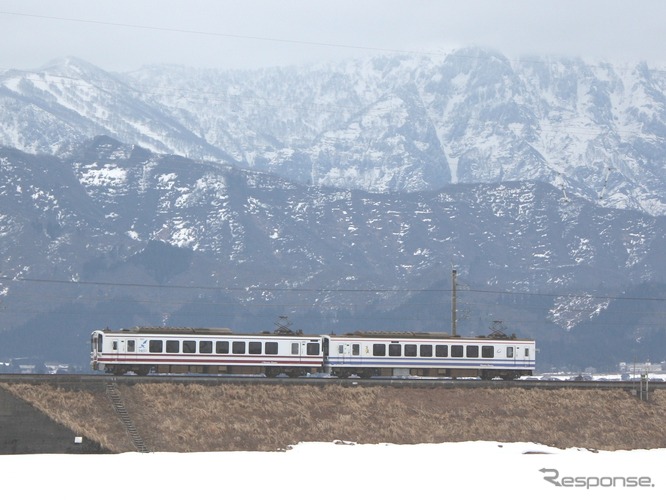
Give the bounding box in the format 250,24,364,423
1,441,662,499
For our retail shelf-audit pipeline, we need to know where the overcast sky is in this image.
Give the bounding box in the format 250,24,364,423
1,0,665,72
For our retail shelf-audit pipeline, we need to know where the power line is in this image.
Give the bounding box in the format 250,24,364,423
0,10,428,57
3,275,666,303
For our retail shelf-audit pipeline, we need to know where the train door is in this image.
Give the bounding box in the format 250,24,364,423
291,341,304,365
507,345,529,368
116,338,137,363
339,343,362,365
515,344,531,367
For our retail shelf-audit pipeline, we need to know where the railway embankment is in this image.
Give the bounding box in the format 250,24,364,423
1,377,665,454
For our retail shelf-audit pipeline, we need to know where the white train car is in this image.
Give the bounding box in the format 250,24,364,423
323,332,535,380
90,327,324,376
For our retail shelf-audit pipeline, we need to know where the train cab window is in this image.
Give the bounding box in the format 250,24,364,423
249,342,262,355
291,343,299,355
166,340,179,353
388,344,401,357
451,345,464,358
233,341,246,354
507,347,514,358
183,341,196,353
373,344,386,356
352,344,360,356
149,340,163,353
482,346,494,358
200,341,213,354
405,344,417,357
435,345,448,357
216,341,229,354
307,342,320,356
265,342,278,355
466,346,479,358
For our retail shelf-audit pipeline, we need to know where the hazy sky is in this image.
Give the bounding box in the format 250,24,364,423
1,0,665,71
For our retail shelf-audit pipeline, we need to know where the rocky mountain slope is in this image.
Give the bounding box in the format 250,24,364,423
1,48,665,215
1,137,666,369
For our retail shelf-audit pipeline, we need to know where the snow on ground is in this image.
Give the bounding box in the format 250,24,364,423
1,441,663,499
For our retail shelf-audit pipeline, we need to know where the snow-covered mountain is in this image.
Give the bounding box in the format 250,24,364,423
1,49,666,370
1,48,665,214
1,137,666,369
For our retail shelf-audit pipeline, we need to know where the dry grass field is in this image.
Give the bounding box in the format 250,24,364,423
2,382,665,453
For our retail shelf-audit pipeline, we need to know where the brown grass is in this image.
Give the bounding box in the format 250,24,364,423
4,382,666,453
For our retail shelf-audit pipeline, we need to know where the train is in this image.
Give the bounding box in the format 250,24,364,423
90,326,535,380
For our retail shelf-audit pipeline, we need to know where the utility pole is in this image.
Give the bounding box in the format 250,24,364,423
451,269,458,337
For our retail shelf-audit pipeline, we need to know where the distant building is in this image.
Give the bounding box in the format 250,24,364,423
619,362,664,374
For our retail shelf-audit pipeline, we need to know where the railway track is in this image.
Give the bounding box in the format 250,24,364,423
0,373,663,393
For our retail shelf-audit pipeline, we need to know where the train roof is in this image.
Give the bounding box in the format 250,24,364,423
335,331,533,341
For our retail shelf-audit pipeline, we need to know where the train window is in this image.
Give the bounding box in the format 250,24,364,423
149,340,163,353
166,340,179,353
482,346,494,358
405,344,417,357
389,344,401,357
338,345,344,354
112,341,118,351
507,347,514,358
373,344,386,356
307,343,320,356
183,341,196,353
216,341,229,354
127,340,135,352
525,348,530,356
291,343,299,355
233,341,246,354
435,345,448,357
420,345,433,357
466,345,479,358
352,344,360,356
451,345,464,358
265,342,278,355
200,341,213,354
249,342,262,355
